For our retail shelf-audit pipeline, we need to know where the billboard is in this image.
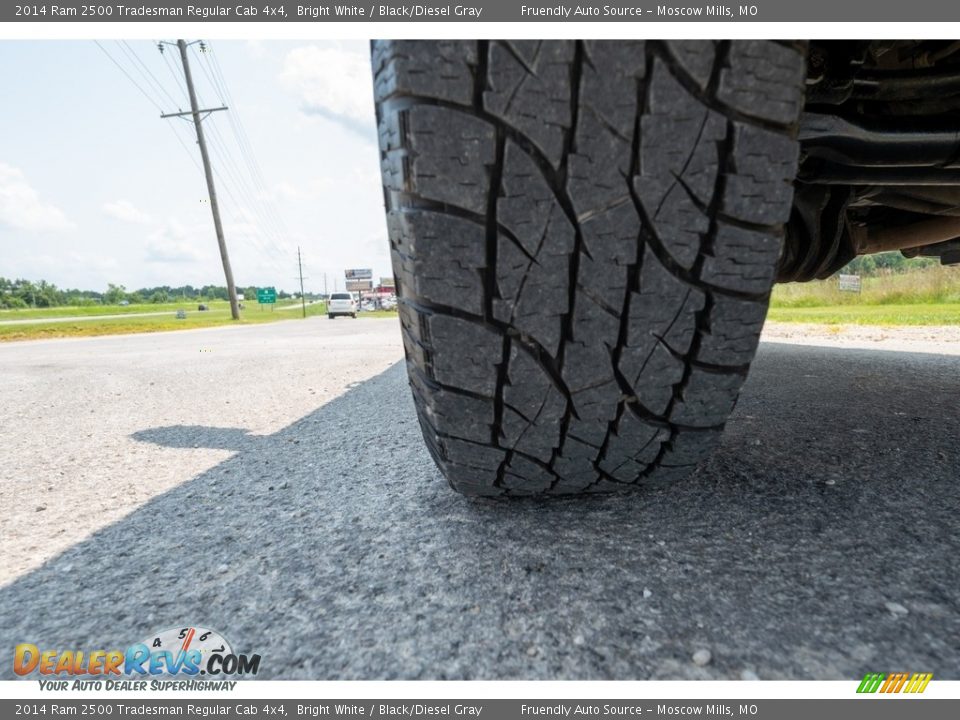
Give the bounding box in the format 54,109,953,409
345,268,373,280
346,279,373,292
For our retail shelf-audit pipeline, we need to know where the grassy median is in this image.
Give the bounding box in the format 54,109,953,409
0,300,261,319
0,302,396,342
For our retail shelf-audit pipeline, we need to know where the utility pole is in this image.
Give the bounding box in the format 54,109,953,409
323,272,328,299
297,246,307,318
160,39,239,320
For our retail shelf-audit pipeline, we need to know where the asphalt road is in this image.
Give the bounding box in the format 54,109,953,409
1,319,958,680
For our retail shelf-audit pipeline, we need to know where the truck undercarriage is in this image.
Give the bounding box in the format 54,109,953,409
787,40,960,281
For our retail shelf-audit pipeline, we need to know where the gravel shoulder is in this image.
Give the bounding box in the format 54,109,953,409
762,320,960,355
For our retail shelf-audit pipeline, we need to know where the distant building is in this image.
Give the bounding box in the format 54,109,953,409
376,277,397,295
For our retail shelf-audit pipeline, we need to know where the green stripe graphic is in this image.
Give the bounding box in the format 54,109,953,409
857,672,885,693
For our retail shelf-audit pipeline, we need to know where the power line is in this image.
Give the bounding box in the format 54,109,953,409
198,115,290,265
117,40,180,111
204,41,298,254
93,39,287,289
207,145,282,264
157,39,189,104
204,122,286,244
184,46,292,264
166,43,292,280
94,40,202,175
190,44,227,105
194,52,298,268
199,152,290,276
93,41,164,113
165,121,204,173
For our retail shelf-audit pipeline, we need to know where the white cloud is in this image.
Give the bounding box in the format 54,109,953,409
103,199,153,225
279,45,376,129
0,163,74,232
144,222,207,264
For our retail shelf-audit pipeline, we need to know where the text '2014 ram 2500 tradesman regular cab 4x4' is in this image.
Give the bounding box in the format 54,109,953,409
372,40,960,497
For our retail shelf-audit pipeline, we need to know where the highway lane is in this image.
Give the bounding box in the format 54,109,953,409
1,321,957,679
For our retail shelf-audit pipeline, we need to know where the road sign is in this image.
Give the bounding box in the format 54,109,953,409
345,268,373,280
838,274,862,293
257,287,277,304
346,279,373,292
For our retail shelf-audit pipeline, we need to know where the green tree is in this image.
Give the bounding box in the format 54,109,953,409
13,280,37,307
104,284,127,304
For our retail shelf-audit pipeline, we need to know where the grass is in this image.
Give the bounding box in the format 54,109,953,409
767,304,960,326
0,299,301,319
771,265,960,308
0,302,397,342
769,265,960,326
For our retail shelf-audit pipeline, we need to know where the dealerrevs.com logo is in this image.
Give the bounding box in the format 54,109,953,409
14,626,261,690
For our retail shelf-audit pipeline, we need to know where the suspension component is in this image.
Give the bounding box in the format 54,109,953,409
800,112,960,169
850,215,960,255
778,186,854,282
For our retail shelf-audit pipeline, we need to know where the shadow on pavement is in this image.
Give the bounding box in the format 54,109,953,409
1,344,958,680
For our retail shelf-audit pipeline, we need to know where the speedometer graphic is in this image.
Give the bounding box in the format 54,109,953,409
133,626,234,676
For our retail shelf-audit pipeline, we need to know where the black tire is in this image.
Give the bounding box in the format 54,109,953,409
374,40,805,496
328,314,334,320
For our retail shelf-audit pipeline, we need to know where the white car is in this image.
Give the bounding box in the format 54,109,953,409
327,293,356,319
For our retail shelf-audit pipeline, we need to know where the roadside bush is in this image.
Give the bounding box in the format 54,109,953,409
0,296,28,309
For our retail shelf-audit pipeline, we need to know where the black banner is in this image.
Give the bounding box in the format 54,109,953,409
5,0,960,22
2,700,960,719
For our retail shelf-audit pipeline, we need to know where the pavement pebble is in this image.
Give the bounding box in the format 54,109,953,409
692,649,712,667
885,602,909,617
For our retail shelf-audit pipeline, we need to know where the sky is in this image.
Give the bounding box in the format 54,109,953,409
0,40,388,295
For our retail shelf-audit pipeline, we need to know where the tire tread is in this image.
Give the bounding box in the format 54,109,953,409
374,40,803,496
